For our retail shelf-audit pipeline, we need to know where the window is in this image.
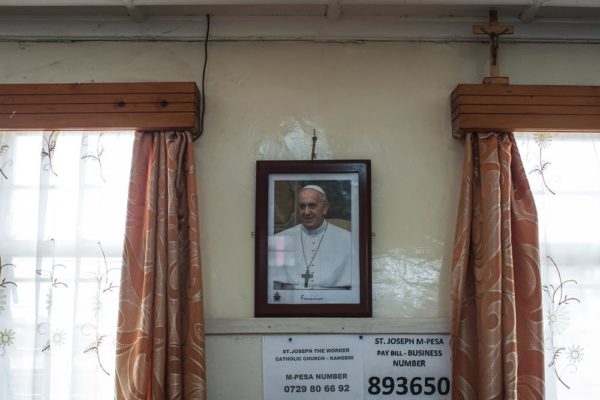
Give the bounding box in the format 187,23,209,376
0,81,201,399
517,132,600,399
0,131,134,399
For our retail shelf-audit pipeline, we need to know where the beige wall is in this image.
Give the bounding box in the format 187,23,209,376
2,40,600,399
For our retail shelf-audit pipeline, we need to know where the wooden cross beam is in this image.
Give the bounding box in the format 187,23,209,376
473,10,514,84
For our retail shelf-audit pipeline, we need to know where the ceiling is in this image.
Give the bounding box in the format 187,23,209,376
1,1,600,42
1,0,599,18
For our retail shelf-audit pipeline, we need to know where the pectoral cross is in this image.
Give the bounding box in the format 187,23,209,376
302,268,313,288
473,10,514,84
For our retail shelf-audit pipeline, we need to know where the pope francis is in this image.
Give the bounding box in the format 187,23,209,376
269,184,352,291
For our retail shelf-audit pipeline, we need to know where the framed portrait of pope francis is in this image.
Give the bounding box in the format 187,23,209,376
254,160,371,317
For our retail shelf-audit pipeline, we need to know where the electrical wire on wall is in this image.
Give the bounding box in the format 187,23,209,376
193,14,210,141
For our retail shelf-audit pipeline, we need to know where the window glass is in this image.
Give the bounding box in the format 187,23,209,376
0,130,134,400
517,132,600,399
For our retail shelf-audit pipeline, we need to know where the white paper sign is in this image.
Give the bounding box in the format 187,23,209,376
262,335,364,400
263,334,450,400
363,334,451,399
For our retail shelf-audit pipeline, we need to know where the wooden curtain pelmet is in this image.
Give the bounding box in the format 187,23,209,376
0,82,201,135
452,84,600,138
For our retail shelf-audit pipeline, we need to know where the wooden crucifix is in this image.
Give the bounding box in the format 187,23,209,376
473,10,514,84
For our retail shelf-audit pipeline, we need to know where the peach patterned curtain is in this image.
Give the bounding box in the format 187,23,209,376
451,132,545,399
115,131,206,399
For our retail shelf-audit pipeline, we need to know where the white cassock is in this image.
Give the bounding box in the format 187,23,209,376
269,220,352,289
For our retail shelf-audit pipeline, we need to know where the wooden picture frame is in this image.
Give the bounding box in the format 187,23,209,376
255,160,371,317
